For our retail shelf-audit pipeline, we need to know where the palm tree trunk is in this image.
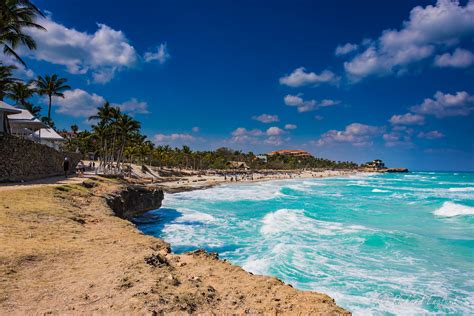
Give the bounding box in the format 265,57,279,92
47,94,52,121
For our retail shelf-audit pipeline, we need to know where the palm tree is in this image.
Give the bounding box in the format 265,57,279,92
0,0,45,66
34,74,70,122
0,63,18,100
5,81,40,116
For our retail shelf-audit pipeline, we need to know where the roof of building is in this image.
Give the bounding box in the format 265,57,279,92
267,149,311,155
0,101,21,114
33,128,65,141
8,108,46,131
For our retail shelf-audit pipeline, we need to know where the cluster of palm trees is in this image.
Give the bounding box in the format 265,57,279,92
0,0,70,127
86,102,144,170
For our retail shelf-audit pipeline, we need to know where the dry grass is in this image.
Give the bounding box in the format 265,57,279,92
0,179,349,315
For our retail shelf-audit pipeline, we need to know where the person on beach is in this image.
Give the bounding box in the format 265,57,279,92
63,157,70,178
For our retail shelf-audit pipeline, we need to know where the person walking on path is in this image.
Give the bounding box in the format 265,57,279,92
63,157,70,178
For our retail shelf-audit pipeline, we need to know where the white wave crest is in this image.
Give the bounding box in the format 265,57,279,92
433,202,474,217
448,187,474,192
260,209,366,236
175,208,216,224
372,189,390,193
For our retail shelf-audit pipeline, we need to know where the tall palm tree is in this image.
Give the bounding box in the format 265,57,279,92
5,81,40,116
0,63,18,100
34,74,70,122
0,0,45,66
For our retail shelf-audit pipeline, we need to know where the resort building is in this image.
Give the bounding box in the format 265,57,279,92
226,161,250,170
363,159,386,170
255,155,268,163
1,101,65,150
0,101,21,134
266,149,312,158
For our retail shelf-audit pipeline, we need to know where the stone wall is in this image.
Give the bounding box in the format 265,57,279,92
0,135,81,182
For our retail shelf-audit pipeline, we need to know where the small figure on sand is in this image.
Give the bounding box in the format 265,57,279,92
63,157,70,178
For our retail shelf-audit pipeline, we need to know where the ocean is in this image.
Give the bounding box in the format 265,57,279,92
136,172,474,315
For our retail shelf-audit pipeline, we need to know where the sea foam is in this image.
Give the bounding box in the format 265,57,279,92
433,202,474,217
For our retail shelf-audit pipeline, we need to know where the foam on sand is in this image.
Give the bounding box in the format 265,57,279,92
433,202,474,217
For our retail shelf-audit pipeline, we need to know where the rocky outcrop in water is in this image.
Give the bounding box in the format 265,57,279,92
105,185,164,219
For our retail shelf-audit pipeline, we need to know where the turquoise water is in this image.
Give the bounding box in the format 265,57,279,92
136,172,474,315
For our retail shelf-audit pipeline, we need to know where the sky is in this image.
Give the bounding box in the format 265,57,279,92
3,0,474,171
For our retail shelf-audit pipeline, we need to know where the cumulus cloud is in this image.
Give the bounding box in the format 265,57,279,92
266,126,285,136
252,114,279,123
192,126,200,132
335,43,358,56
434,48,474,68
264,136,285,146
284,124,297,130
144,43,170,64
154,133,197,146
53,89,105,118
314,115,324,121
113,98,149,114
342,0,474,81
229,126,289,146
383,131,414,147
417,130,445,139
51,88,148,118
279,67,339,87
410,91,474,118
0,54,35,79
389,112,425,125
315,123,383,147
23,16,139,84
284,94,340,113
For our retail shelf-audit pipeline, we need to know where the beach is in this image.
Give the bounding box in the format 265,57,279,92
0,171,351,314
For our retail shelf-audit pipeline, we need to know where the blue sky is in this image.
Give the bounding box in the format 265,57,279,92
4,0,474,170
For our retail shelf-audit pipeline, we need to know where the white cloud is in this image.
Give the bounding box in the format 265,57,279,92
389,113,425,125
51,88,148,118
23,16,139,83
383,131,413,148
231,127,263,137
284,124,297,130
192,126,200,132
418,130,445,139
315,123,383,147
343,0,474,81
0,54,35,79
284,94,339,113
264,136,285,146
53,89,105,118
314,115,324,121
144,43,170,64
434,48,474,68
266,126,285,136
279,67,339,87
112,98,149,115
411,91,474,118
335,43,358,56
154,133,197,146
252,114,279,123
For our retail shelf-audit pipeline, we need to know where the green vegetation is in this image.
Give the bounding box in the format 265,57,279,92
62,107,358,171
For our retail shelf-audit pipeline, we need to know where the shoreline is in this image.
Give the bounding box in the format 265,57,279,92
0,174,350,314
149,168,361,194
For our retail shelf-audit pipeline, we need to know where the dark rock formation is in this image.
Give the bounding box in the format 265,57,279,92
105,185,164,219
0,135,81,182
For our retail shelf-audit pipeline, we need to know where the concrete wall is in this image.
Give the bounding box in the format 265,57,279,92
0,135,81,182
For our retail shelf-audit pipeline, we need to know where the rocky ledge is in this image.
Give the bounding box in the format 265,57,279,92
105,184,164,219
